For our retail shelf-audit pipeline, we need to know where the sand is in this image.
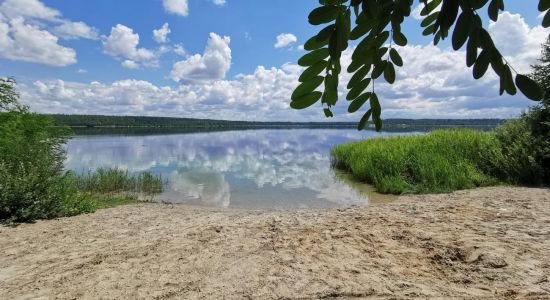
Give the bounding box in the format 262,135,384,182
1,186,550,299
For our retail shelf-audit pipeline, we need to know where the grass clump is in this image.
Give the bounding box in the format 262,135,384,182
65,168,165,211
331,129,501,194
70,168,164,195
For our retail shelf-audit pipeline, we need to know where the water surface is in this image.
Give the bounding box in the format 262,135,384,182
65,129,410,209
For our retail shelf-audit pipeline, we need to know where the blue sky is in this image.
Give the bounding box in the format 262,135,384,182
0,0,548,121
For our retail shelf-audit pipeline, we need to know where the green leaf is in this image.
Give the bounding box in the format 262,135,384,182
348,92,371,113
347,58,364,73
335,9,351,51
352,34,375,60
363,0,379,18
473,49,490,79
329,32,341,59
373,31,390,48
384,62,396,84
370,92,381,115
452,12,471,50
370,93,382,131
372,114,382,131
500,66,516,96
470,0,489,10
371,61,387,79
304,36,328,51
316,24,336,41
434,31,442,45
290,92,323,109
322,89,338,106
346,78,371,100
466,32,478,67
323,108,334,117
376,47,388,60
539,0,550,11
421,12,439,28
420,0,442,16
393,31,407,46
319,0,344,5
350,22,372,40
298,48,330,66
322,74,338,105
422,24,436,36
439,0,459,29
479,29,495,49
515,74,543,101
489,50,506,77
544,10,550,27
304,25,334,51
291,76,324,100
352,0,360,17
347,64,371,89
488,0,501,22
357,109,373,130
308,6,340,25
299,60,328,82
389,48,403,67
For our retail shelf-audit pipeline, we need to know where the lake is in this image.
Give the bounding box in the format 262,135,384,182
65,129,415,209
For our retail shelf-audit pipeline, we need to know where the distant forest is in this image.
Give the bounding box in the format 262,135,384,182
47,114,504,129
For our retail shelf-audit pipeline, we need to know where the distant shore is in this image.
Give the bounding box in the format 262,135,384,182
45,113,504,128
1,186,549,299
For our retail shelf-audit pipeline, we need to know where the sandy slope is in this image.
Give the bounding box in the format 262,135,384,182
1,187,550,299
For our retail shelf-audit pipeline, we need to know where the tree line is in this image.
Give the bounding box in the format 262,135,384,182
47,114,503,128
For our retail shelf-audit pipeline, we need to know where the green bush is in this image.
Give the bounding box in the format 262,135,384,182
331,129,501,194
524,101,550,185
0,112,77,221
492,118,545,185
0,111,164,222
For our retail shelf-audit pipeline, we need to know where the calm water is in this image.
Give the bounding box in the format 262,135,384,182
65,129,413,209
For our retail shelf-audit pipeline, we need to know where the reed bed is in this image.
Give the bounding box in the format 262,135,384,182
69,168,164,195
331,129,501,194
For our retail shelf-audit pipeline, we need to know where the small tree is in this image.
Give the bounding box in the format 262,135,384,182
0,79,74,222
0,78,26,113
531,37,550,105
527,38,550,184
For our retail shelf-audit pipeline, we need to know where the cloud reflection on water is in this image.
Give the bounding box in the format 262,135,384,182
65,129,402,209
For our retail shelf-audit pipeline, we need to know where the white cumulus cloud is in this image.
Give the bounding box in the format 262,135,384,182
0,0,99,66
16,11,550,121
0,17,76,66
103,24,157,68
174,44,186,56
274,33,297,48
163,0,189,17
0,0,59,21
153,23,170,44
162,0,226,17
489,12,549,73
121,60,139,69
53,21,99,40
170,32,232,82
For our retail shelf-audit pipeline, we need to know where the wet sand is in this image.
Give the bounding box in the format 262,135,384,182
1,186,549,299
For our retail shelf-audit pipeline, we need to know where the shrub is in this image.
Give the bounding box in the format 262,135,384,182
0,112,76,222
492,118,545,185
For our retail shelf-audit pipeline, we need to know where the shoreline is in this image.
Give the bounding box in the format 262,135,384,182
1,186,549,299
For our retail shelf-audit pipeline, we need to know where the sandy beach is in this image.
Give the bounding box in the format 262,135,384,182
1,186,550,299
